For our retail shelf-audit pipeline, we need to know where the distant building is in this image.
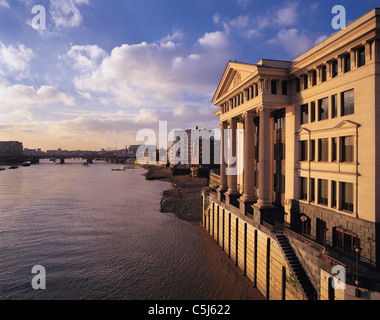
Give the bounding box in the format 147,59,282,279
0,141,23,157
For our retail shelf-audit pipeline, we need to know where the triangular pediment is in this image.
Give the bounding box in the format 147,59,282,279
333,120,360,129
212,62,258,104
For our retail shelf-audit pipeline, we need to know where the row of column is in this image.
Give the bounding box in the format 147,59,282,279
219,105,273,208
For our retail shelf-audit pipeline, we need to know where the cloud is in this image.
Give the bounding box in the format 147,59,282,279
69,31,232,109
0,41,34,74
268,28,313,58
64,44,106,71
275,2,299,26
0,0,9,9
0,79,76,110
49,0,89,28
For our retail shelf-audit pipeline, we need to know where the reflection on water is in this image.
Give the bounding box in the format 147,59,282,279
0,160,253,300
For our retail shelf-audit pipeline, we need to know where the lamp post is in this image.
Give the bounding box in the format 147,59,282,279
355,246,362,298
300,215,307,237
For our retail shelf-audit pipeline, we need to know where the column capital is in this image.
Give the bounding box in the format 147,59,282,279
257,105,274,114
242,111,255,120
227,117,239,126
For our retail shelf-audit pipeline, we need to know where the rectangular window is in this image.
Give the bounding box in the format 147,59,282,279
310,102,316,122
318,98,329,121
331,181,337,208
358,47,366,67
332,138,337,162
344,53,351,73
296,78,300,93
341,182,354,212
341,136,354,162
341,89,354,116
310,140,316,162
300,141,308,161
331,94,337,118
303,75,308,90
310,178,315,203
300,177,308,200
319,139,329,162
271,80,277,95
332,60,338,78
300,104,308,125
318,179,328,206
282,81,288,95
321,66,327,82
312,70,317,86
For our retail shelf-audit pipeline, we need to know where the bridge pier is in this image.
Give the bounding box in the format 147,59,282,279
60,157,65,164
30,157,39,164
87,157,93,164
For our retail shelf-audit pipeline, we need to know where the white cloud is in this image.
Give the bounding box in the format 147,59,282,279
268,28,313,58
198,31,229,48
69,31,232,109
0,80,76,110
0,42,34,74
65,45,106,71
0,0,10,9
275,2,299,26
49,0,89,28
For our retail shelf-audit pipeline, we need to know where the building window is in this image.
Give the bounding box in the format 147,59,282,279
318,97,329,121
341,136,354,162
332,60,338,78
296,78,300,93
341,89,354,116
274,109,286,130
358,46,366,67
310,102,316,122
344,53,351,73
300,177,308,200
331,181,337,208
321,65,327,82
340,182,354,212
282,81,288,95
331,94,337,118
300,104,308,125
319,139,329,162
332,138,337,162
333,227,360,255
312,70,317,86
300,141,308,161
318,179,328,206
310,178,315,203
271,80,277,95
303,74,308,90
310,140,316,162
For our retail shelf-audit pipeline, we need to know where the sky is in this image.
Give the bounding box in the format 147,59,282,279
0,0,378,151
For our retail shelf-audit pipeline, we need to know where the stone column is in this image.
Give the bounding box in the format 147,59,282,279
256,106,273,207
241,112,256,202
226,118,239,196
218,121,228,192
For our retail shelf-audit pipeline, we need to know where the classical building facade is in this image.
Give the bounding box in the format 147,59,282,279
203,8,380,300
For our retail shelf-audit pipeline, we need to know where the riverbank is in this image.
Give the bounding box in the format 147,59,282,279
142,165,207,222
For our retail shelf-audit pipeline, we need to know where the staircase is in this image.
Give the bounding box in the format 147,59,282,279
276,234,317,300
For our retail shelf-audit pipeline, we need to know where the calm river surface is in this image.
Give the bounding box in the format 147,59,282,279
0,160,253,300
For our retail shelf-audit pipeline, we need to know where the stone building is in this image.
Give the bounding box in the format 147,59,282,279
203,8,380,300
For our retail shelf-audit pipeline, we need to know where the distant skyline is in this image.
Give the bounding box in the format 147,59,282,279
0,0,377,150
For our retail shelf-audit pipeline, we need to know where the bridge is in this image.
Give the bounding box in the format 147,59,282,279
0,152,137,165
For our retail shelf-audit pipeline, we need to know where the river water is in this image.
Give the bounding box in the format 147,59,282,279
0,160,255,300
